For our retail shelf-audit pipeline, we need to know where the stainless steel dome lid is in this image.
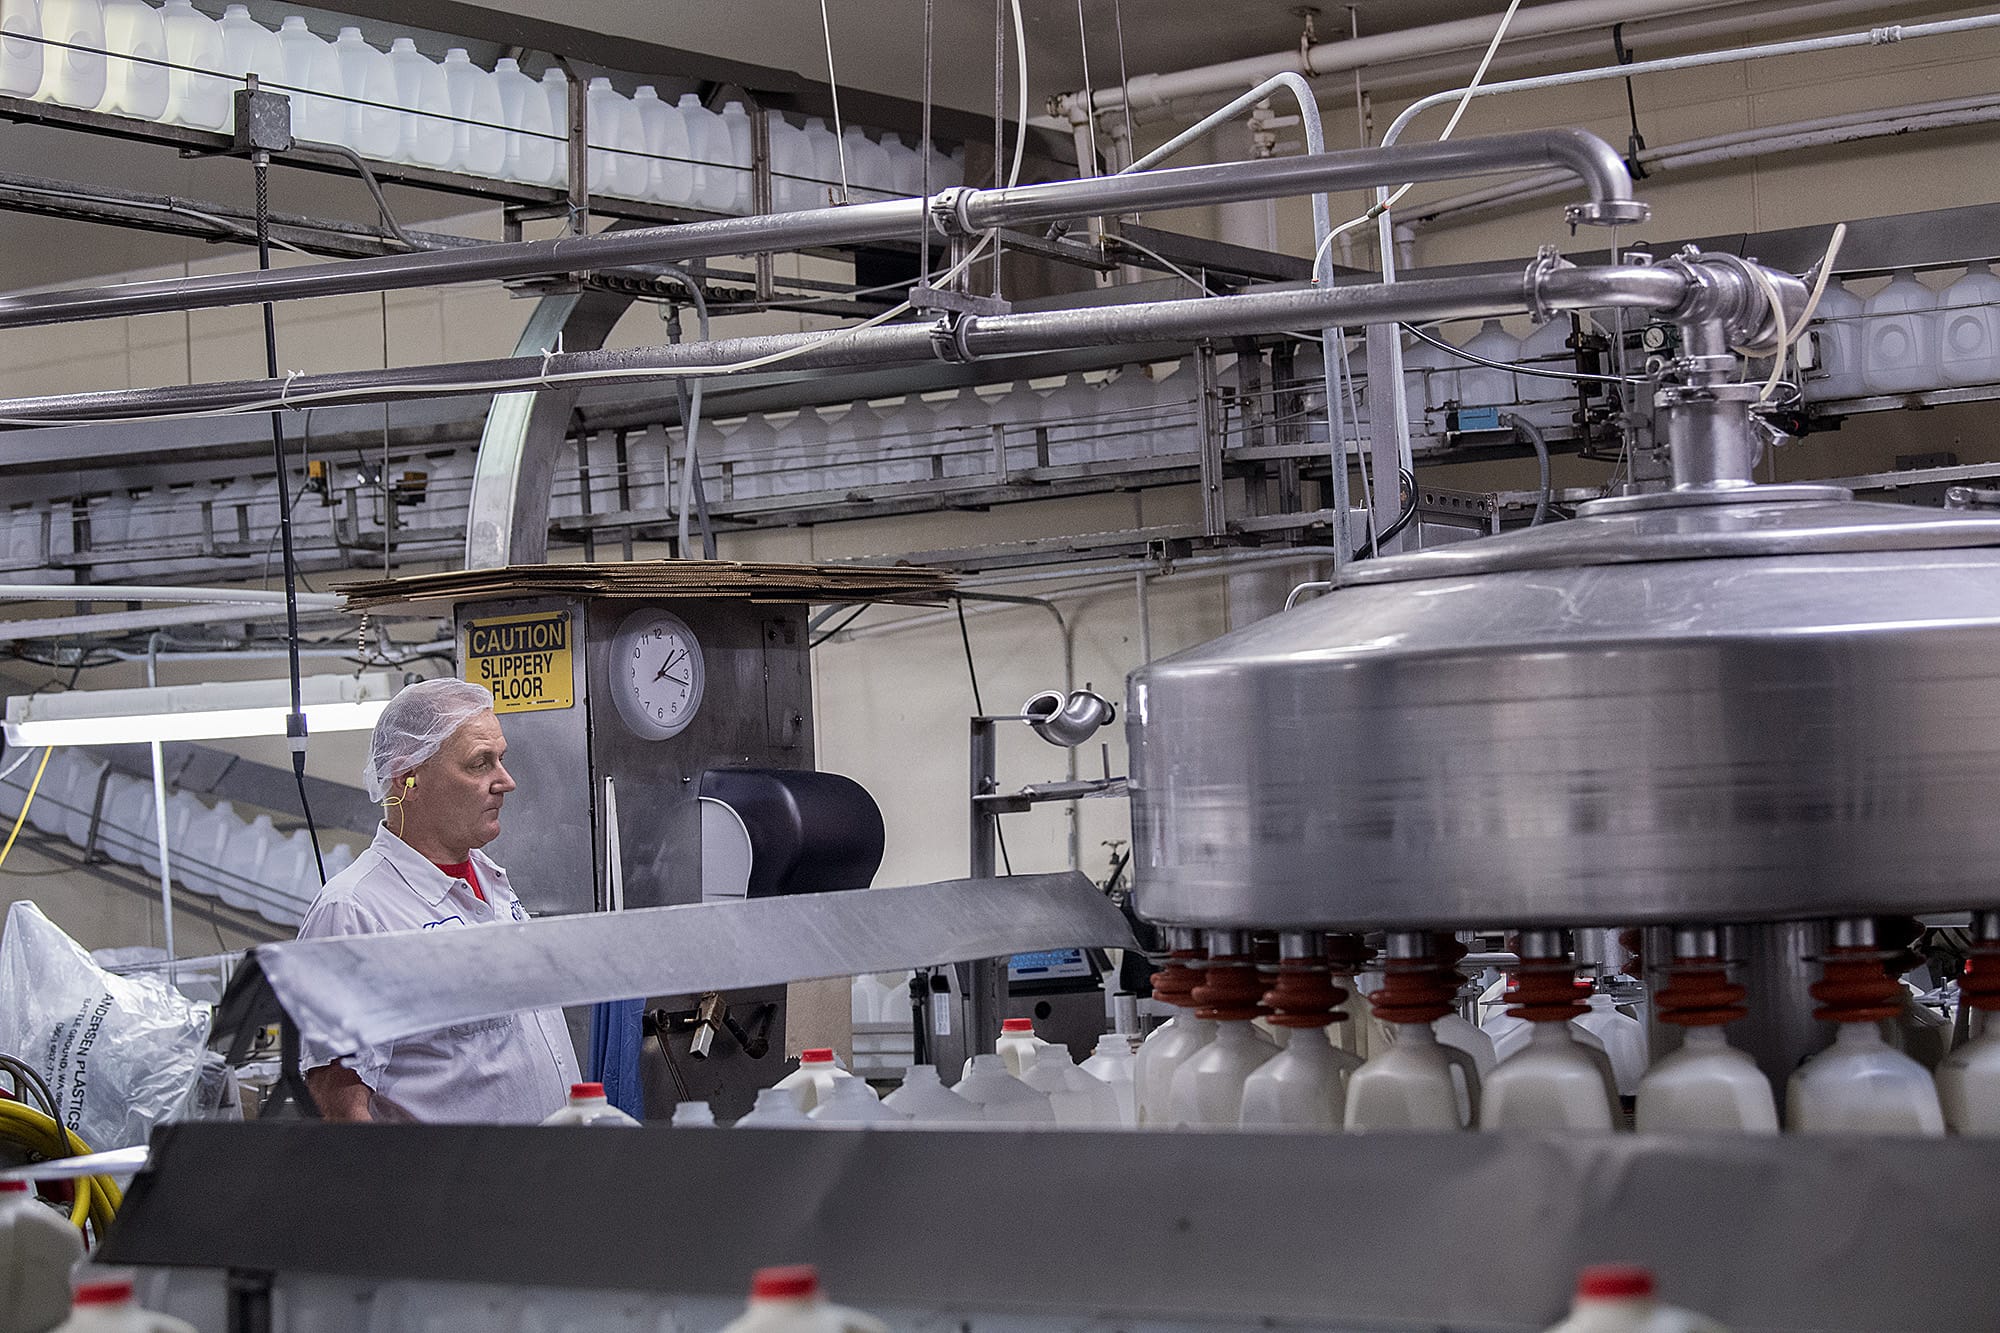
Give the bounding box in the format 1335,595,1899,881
1125,491,2000,931
1340,489,2000,585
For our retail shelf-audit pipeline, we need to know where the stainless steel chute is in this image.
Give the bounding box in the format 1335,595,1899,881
1127,492,2000,929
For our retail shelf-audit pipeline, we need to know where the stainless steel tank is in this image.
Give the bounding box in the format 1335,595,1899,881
1126,492,2000,929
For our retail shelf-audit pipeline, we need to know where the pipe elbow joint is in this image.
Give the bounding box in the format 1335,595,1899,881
1539,126,1651,228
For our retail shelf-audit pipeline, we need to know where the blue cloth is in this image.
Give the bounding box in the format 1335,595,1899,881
587,998,646,1120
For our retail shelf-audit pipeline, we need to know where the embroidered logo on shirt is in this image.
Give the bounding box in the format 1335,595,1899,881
422,915,466,930
511,901,527,922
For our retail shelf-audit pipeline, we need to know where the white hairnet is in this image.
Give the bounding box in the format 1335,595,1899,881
363,678,496,803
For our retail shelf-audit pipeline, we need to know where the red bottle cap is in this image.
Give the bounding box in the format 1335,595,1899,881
800,1048,835,1063
74,1279,137,1306
570,1082,605,1098
1001,1018,1035,1032
751,1265,820,1300
1577,1265,1655,1300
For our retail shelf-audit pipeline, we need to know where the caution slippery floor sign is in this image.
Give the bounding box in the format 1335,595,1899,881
463,609,574,713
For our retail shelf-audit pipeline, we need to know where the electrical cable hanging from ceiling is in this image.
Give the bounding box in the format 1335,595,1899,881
249,98,326,887
656,265,718,559
1312,0,1525,274
816,0,852,203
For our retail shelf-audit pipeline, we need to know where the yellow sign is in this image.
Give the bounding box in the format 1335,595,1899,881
464,610,574,713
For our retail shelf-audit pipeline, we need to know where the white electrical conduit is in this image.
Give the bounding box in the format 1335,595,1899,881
1405,95,2000,230
1366,9,2000,498
1070,0,1751,115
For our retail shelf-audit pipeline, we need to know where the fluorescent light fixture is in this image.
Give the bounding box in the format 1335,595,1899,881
4,672,398,748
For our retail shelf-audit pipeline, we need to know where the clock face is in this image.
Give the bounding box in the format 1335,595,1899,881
609,609,706,740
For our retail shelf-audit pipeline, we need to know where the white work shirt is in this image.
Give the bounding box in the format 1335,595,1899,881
296,824,580,1124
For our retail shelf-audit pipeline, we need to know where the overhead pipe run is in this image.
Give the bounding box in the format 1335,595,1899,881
0,130,1642,333
0,258,1739,428
1057,0,1757,116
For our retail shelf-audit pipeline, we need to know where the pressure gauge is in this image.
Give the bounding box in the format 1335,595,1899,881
608,608,706,740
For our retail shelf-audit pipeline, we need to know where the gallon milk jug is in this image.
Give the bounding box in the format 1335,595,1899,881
735,1087,812,1127
1939,260,2000,387
0,1178,84,1333
1401,334,1459,450
439,48,504,178
1345,1023,1469,1131
539,67,570,182
1455,319,1520,411
1134,1012,1215,1125
331,28,397,160
492,57,555,185
1542,1265,1729,1333
1165,1019,1274,1126
1018,1045,1117,1126
0,0,43,100
159,0,226,130
993,1016,1048,1077
717,101,754,212
584,76,646,197
767,114,811,211
1513,316,1575,432
38,0,106,108
1935,1024,2000,1135
385,38,451,168
1634,1027,1777,1133
1787,1023,1945,1135
881,1064,983,1123
99,0,166,120
1079,1031,1139,1125
630,84,691,204
806,1077,906,1126
1807,277,1868,401
1479,1022,1618,1130
541,1081,640,1126
215,5,278,84
1861,269,1939,395
1238,1024,1353,1129
670,1101,717,1127
1572,993,1649,1098
680,93,731,211
51,1275,199,1333
717,1265,888,1333
273,16,339,143
771,1048,855,1112
954,1052,1055,1125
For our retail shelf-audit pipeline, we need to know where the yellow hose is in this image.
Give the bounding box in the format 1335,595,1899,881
0,1098,121,1236
0,746,51,872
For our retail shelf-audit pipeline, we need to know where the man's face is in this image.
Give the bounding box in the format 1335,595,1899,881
405,710,515,853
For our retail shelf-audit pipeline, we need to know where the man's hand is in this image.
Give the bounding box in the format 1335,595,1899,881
305,1062,374,1122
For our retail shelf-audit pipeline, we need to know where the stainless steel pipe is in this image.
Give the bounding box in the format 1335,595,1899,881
954,128,1645,233
0,131,1643,333
0,262,1696,427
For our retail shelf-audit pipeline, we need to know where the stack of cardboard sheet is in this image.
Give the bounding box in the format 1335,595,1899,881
334,560,956,611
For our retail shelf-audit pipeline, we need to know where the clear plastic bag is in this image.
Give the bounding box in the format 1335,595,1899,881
0,902,212,1151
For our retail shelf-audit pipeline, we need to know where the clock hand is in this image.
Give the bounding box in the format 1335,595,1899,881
663,672,689,687
652,648,685,681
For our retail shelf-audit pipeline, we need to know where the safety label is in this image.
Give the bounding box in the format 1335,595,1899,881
464,610,574,713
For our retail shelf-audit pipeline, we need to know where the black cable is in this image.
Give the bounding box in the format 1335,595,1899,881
955,595,1012,876
809,603,870,649
1349,468,1417,563
252,146,327,887
286,139,423,251
1612,24,1649,180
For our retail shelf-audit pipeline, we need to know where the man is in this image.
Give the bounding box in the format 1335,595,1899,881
299,677,579,1122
